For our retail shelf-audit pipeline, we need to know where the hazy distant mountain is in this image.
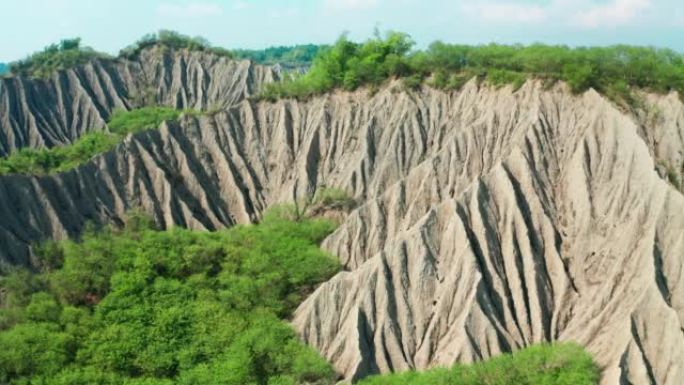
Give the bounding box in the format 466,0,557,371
0,63,8,75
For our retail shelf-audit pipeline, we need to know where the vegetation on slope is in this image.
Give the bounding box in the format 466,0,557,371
119,30,233,60
7,38,110,79
259,31,684,103
233,44,325,68
0,107,183,176
0,208,340,385
359,343,599,385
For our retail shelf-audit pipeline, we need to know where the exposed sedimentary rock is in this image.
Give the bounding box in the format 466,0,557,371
0,47,276,156
0,77,682,385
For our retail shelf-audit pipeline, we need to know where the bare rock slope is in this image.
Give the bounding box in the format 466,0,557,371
0,77,683,385
0,47,276,156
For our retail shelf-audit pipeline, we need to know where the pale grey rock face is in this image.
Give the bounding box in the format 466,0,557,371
0,47,277,156
0,70,683,385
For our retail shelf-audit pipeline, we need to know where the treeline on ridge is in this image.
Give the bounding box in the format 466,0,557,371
4,29,684,101
4,30,323,79
259,31,684,103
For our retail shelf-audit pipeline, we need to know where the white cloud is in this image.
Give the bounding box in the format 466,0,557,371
573,0,651,28
156,2,224,18
324,0,379,11
462,2,548,23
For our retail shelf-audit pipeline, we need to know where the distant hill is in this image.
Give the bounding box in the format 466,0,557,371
0,63,7,75
233,44,325,69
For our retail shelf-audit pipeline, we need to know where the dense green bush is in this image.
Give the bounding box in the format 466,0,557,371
119,30,233,60
8,38,110,79
259,32,414,101
0,207,339,385
259,31,684,104
0,107,183,176
359,343,599,385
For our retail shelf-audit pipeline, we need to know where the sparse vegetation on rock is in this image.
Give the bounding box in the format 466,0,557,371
0,107,183,176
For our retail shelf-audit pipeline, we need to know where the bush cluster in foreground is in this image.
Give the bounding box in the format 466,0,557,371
0,208,340,385
0,107,183,176
359,343,599,385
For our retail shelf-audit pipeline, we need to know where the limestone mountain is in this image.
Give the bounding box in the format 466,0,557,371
0,47,683,385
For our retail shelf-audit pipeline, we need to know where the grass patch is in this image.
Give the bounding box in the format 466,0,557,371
0,107,184,176
0,207,340,385
107,107,183,135
358,343,599,385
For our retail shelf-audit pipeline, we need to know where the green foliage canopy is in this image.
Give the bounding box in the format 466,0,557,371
0,208,339,385
260,31,684,103
358,343,599,385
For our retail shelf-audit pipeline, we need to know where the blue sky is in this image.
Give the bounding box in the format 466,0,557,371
1,0,683,62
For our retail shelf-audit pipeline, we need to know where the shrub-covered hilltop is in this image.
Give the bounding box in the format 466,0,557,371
260,31,684,103
0,107,186,176
0,208,340,385
6,38,109,79
4,30,322,79
359,343,599,385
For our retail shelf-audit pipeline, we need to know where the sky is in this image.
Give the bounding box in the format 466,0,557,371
1,0,683,62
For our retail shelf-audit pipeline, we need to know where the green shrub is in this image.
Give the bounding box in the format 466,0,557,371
0,208,339,385
312,187,356,209
108,107,182,135
487,68,527,90
359,343,599,385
